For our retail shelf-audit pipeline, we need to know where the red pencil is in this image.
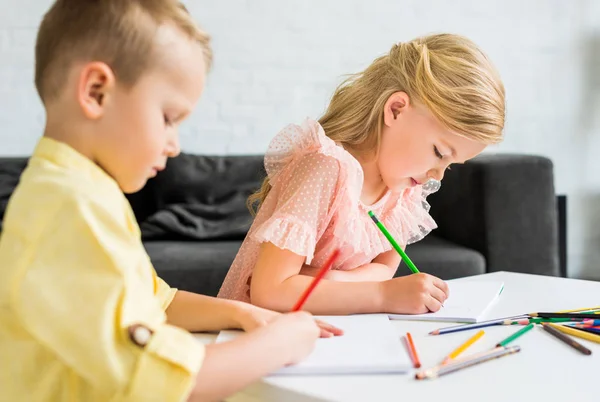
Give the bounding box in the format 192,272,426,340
406,332,422,368
291,249,340,312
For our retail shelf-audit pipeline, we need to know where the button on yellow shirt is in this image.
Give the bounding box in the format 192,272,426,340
0,137,204,401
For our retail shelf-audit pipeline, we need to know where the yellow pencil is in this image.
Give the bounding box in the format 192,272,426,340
441,330,485,365
558,306,600,313
548,323,600,344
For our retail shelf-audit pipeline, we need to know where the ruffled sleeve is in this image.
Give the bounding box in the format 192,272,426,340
251,120,344,264
383,180,440,245
263,118,342,183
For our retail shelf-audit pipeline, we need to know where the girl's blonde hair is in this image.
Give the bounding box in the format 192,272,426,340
248,33,505,214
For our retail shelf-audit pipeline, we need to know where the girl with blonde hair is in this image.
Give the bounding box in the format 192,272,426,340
218,33,505,315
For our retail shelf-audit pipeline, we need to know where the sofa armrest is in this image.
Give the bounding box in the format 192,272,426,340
0,158,29,233
427,154,560,277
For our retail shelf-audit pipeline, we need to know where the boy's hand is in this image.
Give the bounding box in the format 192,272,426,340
232,302,343,337
267,311,321,365
379,273,449,314
313,318,344,337
232,302,279,331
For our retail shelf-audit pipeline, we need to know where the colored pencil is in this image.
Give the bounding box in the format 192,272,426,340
541,323,592,355
567,324,600,330
509,318,576,325
547,323,600,344
422,345,502,375
291,249,340,312
368,211,419,274
427,313,578,336
496,323,534,347
429,314,529,335
568,325,600,331
405,332,421,368
566,319,600,327
570,326,600,335
441,330,485,365
416,346,521,380
530,312,600,320
558,306,600,313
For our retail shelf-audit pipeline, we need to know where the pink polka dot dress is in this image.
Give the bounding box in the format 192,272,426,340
217,118,438,302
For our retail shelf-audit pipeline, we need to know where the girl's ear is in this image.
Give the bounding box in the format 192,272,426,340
383,91,410,127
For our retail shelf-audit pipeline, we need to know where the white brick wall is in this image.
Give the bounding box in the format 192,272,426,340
0,0,599,280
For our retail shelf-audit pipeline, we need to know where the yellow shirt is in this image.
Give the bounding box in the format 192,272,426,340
0,137,204,401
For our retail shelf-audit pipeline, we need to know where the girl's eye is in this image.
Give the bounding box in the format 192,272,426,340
434,146,443,159
164,115,172,126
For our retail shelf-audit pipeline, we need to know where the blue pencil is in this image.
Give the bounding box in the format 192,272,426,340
429,314,529,335
567,319,600,327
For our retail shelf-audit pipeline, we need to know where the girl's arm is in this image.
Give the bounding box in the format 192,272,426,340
251,242,449,315
299,249,401,282
247,152,447,315
251,242,385,315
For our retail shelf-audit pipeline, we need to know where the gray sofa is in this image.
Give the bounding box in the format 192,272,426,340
0,153,560,296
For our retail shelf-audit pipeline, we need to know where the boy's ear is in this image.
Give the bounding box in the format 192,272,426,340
383,91,410,128
77,62,116,120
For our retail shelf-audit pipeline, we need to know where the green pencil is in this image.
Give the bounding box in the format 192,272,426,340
496,323,534,347
509,318,575,325
368,210,419,274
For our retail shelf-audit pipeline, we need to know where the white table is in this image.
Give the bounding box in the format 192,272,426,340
195,272,600,402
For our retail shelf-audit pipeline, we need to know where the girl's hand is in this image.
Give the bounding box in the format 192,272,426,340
233,301,343,337
379,273,449,314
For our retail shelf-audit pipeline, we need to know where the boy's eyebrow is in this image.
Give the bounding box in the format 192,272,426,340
174,108,192,122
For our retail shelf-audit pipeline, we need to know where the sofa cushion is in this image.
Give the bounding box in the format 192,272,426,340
145,234,485,297
144,240,243,296
127,153,266,241
402,235,486,279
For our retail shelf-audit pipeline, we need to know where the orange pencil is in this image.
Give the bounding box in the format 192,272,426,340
405,332,421,368
291,249,340,312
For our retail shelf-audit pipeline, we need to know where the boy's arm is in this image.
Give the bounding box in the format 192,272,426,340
165,290,247,332
17,198,203,401
165,289,287,333
187,312,319,402
162,285,343,337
